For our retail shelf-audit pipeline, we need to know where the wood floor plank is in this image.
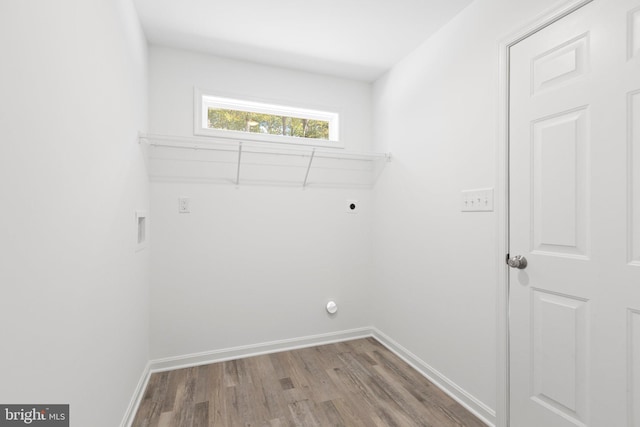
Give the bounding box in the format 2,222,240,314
266,418,288,427
329,396,383,426
335,351,419,427
223,359,239,388
193,365,210,404
238,379,271,424
318,399,352,427
372,364,463,427
161,369,185,413
291,347,341,403
205,364,226,427
170,367,197,427
313,342,346,370
132,371,169,427
156,412,173,427
192,401,208,427
287,399,321,427
267,351,289,380
324,364,399,427
223,386,244,427
371,346,456,408
132,338,487,427
251,355,290,420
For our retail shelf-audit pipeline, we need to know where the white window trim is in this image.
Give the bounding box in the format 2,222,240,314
193,88,343,149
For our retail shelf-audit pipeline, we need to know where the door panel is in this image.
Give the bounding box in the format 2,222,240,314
532,107,589,257
630,308,640,427
509,1,640,426
630,7,640,59
530,288,589,424
631,89,640,264
532,33,589,95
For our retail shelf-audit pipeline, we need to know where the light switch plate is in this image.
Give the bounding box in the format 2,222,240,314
461,188,494,212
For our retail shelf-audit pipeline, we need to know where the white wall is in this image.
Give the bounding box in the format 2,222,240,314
371,0,563,420
0,1,149,426
148,47,374,359
148,46,373,152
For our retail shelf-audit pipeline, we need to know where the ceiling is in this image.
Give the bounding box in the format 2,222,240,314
132,0,473,82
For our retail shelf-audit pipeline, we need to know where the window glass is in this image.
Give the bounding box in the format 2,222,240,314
197,93,340,147
207,108,330,140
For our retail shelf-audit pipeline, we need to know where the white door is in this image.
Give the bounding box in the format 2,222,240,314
509,1,640,426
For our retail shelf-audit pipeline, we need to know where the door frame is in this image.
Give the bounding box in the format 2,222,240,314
495,1,594,426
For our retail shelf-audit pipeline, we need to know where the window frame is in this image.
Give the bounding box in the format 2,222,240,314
194,89,343,148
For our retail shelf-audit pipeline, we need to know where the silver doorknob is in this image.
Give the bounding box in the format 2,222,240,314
508,255,527,269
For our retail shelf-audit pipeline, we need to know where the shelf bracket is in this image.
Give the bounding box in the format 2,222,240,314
303,148,315,188
236,142,243,186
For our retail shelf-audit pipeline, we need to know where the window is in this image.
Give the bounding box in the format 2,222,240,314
195,91,341,148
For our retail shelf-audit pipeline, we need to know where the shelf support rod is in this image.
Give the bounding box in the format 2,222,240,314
303,148,315,188
236,142,243,186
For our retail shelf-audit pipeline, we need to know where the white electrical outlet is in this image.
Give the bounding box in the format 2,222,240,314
461,188,494,212
178,197,190,213
346,200,359,214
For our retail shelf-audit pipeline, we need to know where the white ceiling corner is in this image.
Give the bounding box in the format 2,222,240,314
132,0,474,82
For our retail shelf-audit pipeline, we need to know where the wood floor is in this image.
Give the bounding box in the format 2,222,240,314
132,338,487,427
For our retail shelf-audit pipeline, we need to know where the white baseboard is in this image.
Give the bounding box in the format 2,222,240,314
371,327,496,426
120,361,151,427
149,327,373,373
123,327,495,427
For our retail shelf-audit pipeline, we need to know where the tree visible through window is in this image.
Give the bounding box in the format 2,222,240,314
207,108,330,140
197,94,340,145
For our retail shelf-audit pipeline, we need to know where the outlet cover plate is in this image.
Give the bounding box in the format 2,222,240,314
178,197,190,213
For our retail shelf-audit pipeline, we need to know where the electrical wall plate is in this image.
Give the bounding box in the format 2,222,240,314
461,188,494,212
178,197,190,213
135,210,147,252
346,200,359,214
